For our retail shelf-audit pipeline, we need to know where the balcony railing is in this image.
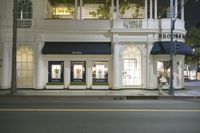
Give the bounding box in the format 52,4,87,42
17,19,32,28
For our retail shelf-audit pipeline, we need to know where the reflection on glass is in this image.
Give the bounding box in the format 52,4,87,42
92,62,108,83
96,65,105,79
157,1,170,18
122,59,138,85
177,61,182,85
74,65,83,79
122,46,141,86
71,61,86,82
157,61,170,84
52,65,61,79
16,45,33,88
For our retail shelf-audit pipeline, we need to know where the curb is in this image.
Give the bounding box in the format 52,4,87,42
0,95,126,101
126,96,200,100
0,95,200,101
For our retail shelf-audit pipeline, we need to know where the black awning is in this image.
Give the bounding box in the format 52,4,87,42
42,42,111,55
150,41,193,55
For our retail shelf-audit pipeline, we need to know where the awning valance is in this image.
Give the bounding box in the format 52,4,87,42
42,42,111,55
150,41,193,55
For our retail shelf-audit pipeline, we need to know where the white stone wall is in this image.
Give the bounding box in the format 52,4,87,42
0,0,187,90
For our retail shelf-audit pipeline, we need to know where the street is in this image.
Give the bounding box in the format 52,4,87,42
0,100,200,133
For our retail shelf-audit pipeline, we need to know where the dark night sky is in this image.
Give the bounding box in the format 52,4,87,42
185,0,200,30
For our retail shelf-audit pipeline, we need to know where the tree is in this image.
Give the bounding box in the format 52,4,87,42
187,28,200,46
89,0,144,19
10,0,17,95
185,27,200,71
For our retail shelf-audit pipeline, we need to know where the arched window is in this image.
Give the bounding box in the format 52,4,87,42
17,45,34,88
122,45,142,86
17,0,32,19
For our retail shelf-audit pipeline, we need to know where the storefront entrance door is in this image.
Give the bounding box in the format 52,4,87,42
121,45,142,87
122,59,137,86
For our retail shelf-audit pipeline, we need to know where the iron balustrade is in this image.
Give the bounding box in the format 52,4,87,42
123,19,142,29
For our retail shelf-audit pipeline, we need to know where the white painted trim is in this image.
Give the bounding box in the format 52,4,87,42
92,85,109,89
69,85,87,89
46,85,64,89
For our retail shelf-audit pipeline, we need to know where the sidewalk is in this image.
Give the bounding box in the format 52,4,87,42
175,80,200,96
0,89,166,96
0,80,199,100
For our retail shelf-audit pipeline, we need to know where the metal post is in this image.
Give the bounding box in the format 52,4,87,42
169,0,174,95
11,0,18,95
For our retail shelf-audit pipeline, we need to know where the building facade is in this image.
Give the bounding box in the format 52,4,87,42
0,0,192,90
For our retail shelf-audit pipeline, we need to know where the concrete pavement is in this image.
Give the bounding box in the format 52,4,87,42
0,80,199,99
175,80,200,96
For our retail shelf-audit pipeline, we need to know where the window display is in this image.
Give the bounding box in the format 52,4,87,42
74,65,83,79
96,65,105,79
157,61,170,84
92,62,108,83
48,61,64,82
51,65,61,79
71,61,86,82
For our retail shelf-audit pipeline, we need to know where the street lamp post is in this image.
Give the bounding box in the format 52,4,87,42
169,0,175,95
168,0,198,95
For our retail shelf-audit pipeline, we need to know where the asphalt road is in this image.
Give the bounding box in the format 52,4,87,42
0,100,200,133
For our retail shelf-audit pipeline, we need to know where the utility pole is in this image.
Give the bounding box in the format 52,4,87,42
169,0,174,95
11,0,17,95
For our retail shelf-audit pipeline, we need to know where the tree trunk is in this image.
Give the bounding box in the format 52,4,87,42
11,0,17,95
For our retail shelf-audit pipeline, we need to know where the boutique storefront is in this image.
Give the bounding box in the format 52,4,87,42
42,42,112,89
151,41,193,89
0,0,193,91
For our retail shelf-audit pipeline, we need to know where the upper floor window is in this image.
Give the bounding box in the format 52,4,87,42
157,1,170,18
119,0,145,19
17,0,32,28
83,0,111,19
47,0,75,19
17,0,32,19
46,0,145,20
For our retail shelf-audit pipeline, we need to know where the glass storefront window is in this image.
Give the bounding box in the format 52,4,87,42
157,1,170,18
51,65,62,79
176,61,182,85
157,60,183,86
17,45,34,88
71,61,86,82
122,46,142,86
48,61,64,82
17,0,32,19
92,62,108,83
47,0,75,19
157,61,170,84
